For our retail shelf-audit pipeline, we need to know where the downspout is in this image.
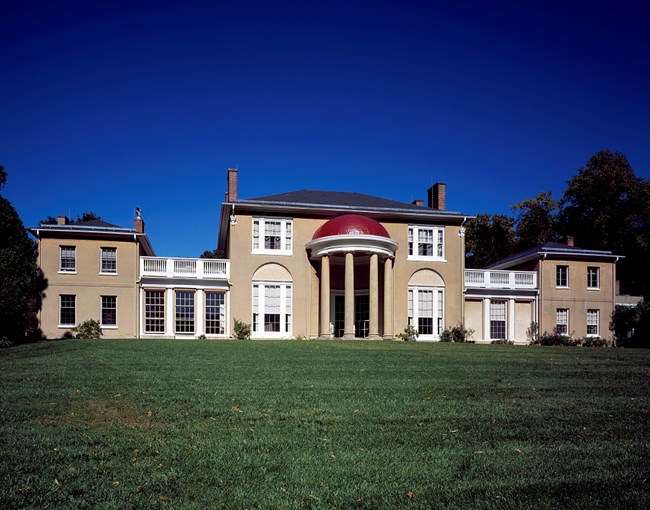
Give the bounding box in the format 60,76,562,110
539,253,547,337
134,234,140,339
459,217,468,329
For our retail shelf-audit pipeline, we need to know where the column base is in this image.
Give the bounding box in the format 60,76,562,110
343,334,355,339
368,334,381,340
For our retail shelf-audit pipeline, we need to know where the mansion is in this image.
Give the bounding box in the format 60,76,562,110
31,169,622,342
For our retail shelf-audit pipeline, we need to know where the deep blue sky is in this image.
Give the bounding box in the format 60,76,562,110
3,0,649,257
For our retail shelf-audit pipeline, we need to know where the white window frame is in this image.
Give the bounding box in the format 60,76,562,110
144,290,165,334
407,226,445,261
59,246,76,273
205,291,226,336
556,308,569,335
587,266,600,290
587,309,600,337
407,286,444,340
100,247,117,275
252,218,293,255
556,265,569,288
100,295,118,328
175,290,196,334
489,300,507,339
59,294,76,327
251,282,292,338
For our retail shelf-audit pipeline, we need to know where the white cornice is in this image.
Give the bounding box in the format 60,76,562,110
306,234,399,258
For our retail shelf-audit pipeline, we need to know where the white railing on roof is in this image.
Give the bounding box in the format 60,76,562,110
465,269,537,290
141,257,229,280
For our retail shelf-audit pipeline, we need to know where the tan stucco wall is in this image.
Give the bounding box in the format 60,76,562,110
515,301,533,340
538,258,616,338
228,213,465,339
464,299,483,340
37,237,139,338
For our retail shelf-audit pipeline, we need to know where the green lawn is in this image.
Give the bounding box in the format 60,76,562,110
1,340,649,509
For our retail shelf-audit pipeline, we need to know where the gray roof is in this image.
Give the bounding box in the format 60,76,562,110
486,242,621,269
239,189,464,215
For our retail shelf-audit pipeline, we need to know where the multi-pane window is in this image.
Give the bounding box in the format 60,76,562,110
252,282,292,337
490,300,506,339
407,226,444,260
60,295,76,326
175,291,195,334
100,247,117,273
144,290,165,333
59,246,76,272
252,218,293,254
408,287,444,339
587,267,600,289
205,292,226,335
556,265,569,287
587,309,600,336
101,296,117,326
556,308,569,335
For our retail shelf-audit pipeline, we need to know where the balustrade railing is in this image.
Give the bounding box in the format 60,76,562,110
464,269,536,289
141,257,229,279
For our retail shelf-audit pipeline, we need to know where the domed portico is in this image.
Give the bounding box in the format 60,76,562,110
306,214,398,339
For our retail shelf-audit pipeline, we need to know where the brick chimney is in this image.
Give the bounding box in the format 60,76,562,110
566,235,574,247
412,199,424,206
134,207,144,233
57,215,69,225
427,182,446,211
226,168,238,202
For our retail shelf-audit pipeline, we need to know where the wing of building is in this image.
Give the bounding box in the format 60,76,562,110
30,169,624,343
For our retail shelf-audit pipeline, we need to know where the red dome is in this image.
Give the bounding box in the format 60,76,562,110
312,214,390,240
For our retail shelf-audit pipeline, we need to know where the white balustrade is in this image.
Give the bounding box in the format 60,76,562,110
141,257,229,280
464,269,536,289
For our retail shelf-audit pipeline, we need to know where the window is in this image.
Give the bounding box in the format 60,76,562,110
175,291,195,334
408,287,444,339
252,218,293,254
556,308,569,335
59,246,76,272
144,290,165,333
587,267,600,289
59,295,76,326
101,296,117,326
100,247,117,274
556,265,569,287
252,282,292,337
205,292,226,335
587,309,599,336
407,226,444,260
490,300,506,339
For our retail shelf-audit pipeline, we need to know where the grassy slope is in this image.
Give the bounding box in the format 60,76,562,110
1,340,649,509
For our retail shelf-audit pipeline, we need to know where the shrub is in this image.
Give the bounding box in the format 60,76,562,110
526,321,539,344
440,323,474,343
232,319,251,339
611,303,650,348
396,325,418,342
197,334,207,340
491,338,514,345
538,331,577,346
73,319,102,339
580,336,612,348
0,336,15,348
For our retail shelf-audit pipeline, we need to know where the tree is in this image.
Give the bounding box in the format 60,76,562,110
0,166,39,341
560,150,650,297
465,213,516,268
200,248,225,259
39,212,103,225
511,191,560,250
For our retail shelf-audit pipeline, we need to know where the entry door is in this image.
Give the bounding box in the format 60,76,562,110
334,295,345,338
332,294,370,338
355,294,369,338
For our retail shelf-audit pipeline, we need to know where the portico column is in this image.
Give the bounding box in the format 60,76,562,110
319,255,331,338
383,257,393,339
368,253,380,339
508,299,515,341
483,298,490,341
344,252,355,339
